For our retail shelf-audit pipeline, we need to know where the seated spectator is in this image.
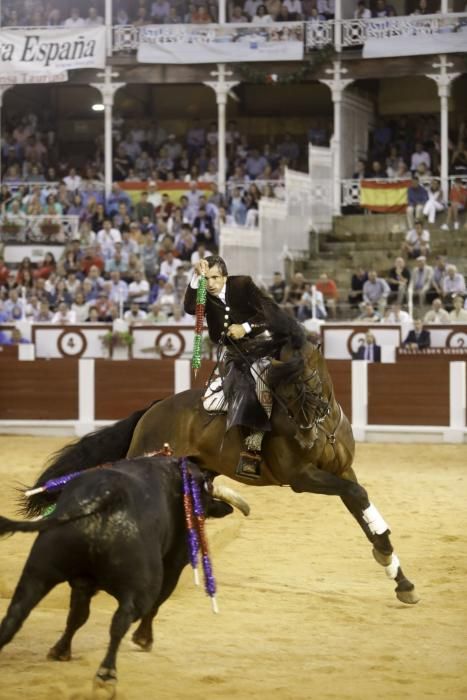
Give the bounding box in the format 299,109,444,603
191,242,212,266
449,295,467,323
441,264,466,307
0,327,30,345
171,304,194,325
128,270,150,305
71,292,90,324
144,302,168,324
427,255,447,304
252,4,274,22
317,0,335,19
352,331,381,362
367,161,385,179
423,298,450,324
423,180,444,224
297,283,327,321
34,252,56,280
451,141,467,177
403,220,430,259
64,7,86,27
269,271,287,305
284,272,307,316
411,0,431,14
124,301,148,326
354,1,371,18
382,303,411,324
107,271,129,306
160,250,182,283
230,4,249,21
193,207,215,247
406,177,428,228
348,267,368,310
158,281,177,317
442,178,467,231
387,256,410,304
410,255,434,307
410,142,431,174
85,306,100,323
403,319,431,350
192,4,213,23
52,301,76,324
86,6,104,25
316,272,339,319
362,270,390,315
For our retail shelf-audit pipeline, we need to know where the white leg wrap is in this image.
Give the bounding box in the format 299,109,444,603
362,503,389,535
384,553,400,580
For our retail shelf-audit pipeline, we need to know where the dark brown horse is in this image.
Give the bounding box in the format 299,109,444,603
23,312,419,650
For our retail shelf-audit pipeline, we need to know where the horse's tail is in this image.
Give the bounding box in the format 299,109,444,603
19,405,152,519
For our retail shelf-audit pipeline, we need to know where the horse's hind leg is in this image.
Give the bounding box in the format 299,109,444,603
339,466,419,605
48,579,96,661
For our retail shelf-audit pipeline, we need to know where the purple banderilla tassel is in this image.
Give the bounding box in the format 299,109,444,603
25,471,83,497
180,458,200,585
189,471,218,612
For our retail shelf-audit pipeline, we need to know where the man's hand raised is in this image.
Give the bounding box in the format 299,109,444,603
194,259,209,276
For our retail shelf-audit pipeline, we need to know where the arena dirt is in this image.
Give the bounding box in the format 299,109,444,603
0,436,466,700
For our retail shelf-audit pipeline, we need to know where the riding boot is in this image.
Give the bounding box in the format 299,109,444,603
236,359,272,480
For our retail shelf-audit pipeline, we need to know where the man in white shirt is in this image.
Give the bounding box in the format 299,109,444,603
423,298,450,324
86,6,104,25
160,251,182,283
52,302,77,324
128,271,150,304
382,303,411,323
63,8,86,27
124,302,147,325
97,220,122,259
63,167,82,192
410,143,431,173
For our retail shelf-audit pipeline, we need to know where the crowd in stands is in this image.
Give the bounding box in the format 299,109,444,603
0,0,454,28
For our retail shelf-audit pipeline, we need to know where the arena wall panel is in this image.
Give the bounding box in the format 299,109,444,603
0,358,78,420
367,362,450,426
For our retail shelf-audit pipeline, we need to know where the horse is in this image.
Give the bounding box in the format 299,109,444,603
23,310,419,638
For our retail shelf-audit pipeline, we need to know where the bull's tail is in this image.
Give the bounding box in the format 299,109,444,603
20,404,154,519
8,473,127,536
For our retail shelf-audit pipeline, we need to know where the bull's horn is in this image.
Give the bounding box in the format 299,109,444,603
211,483,250,517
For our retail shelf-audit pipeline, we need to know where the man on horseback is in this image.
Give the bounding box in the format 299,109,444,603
184,255,280,478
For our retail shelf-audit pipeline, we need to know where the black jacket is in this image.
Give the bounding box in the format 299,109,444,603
184,275,276,344
403,329,431,349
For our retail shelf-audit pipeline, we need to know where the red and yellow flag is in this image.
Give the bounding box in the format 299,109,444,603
360,179,411,213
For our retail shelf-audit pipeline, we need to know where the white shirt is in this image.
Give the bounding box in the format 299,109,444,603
189,276,251,334
160,258,182,282
410,150,431,171
128,279,150,303
52,309,77,324
63,174,82,191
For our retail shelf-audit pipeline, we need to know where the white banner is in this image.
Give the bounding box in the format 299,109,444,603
0,70,68,85
363,28,467,58
0,27,106,74
137,23,304,64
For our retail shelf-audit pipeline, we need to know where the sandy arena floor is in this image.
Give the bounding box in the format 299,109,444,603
0,436,466,700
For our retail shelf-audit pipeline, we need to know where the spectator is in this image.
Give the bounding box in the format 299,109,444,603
107,271,129,306
403,220,430,259
316,272,339,318
423,298,450,324
124,301,148,325
441,264,466,306
382,303,411,323
151,0,171,22
86,6,104,25
451,141,467,177
144,302,168,324
160,251,182,283
52,301,76,324
403,319,431,349
387,256,410,304
442,178,467,231
135,191,155,223
0,327,30,345
269,271,287,305
427,255,447,304
192,207,215,246
230,4,249,21
71,292,90,323
252,4,274,22
410,256,434,307
410,142,431,173
348,267,368,311
317,0,335,19
63,7,86,27
354,1,371,18
128,270,150,305
423,180,444,224
406,176,428,228
362,270,390,315
352,331,381,362
191,241,212,266
358,303,381,321
158,281,177,317
244,0,263,20
449,295,467,323
85,306,100,323
297,283,327,321
285,272,307,316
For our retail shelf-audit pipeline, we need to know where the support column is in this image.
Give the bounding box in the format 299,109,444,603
426,55,459,202
218,0,226,23
91,66,125,198
204,65,239,195
334,0,342,52
0,85,13,180
105,0,113,57
320,61,353,216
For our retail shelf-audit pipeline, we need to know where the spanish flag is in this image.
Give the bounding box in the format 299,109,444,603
120,181,213,205
360,179,411,213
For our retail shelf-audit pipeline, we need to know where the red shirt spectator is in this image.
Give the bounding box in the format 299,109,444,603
80,248,105,276
0,257,10,286
34,252,56,280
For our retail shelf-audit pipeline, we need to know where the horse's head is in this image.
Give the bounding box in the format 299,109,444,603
269,340,330,439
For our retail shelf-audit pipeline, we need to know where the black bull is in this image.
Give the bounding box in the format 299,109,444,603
0,456,248,694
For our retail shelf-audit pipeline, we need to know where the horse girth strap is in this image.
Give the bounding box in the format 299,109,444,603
321,403,343,447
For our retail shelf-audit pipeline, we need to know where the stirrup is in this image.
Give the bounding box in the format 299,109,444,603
236,451,262,480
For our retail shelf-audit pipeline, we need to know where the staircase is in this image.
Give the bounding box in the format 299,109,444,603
294,213,467,304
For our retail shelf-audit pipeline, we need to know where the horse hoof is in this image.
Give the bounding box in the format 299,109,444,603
396,587,420,605
372,547,392,567
47,646,71,661
132,632,153,652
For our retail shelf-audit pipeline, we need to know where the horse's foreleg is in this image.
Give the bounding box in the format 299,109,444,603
290,465,419,605
337,467,420,605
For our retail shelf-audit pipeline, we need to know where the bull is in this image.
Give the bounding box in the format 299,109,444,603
0,455,249,696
